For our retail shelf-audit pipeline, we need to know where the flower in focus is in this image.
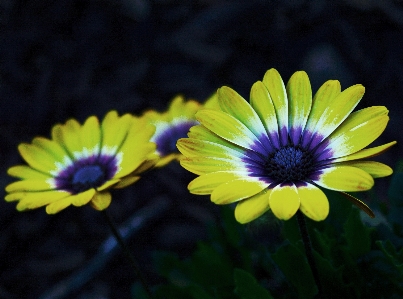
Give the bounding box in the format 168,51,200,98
177,68,396,223
143,94,217,167
5,111,157,214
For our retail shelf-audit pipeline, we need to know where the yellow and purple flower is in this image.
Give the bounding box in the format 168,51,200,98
177,68,396,224
5,111,156,214
143,94,217,167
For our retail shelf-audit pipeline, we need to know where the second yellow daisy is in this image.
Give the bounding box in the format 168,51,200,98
143,95,217,167
5,111,156,214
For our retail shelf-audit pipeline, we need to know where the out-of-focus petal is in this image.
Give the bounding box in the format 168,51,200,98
91,191,112,211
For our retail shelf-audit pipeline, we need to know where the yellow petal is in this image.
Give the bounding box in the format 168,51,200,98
7,165,51,179
187,125,227,145
101,111,134,152
177,138,244,159
114,176,140,188
188,171,247,194
332,141,397,162
169,95,186,116
114,122,156,178
203,92,220,110
308,84,364,147
250,81,281,149
196,109,266,154
211,178,268,205
70,189,96,207
180,156,246,175
320,106,389,159
6,179,53,192
51,118,82,157
298,184,329,221
115,143,155,178
80,116,101,153
234,188,272,224
269,183,300,220
32,137,71,164
286,71,312,145
303,80,341,144
97,179,120,191
169,95,200,118
6,190,70,207
154,153,179,167
18,143,59,173
336,161,393,178
315,166,374,191
90,191,112,210
262,68,288,145
131,158,158,174
45,197,72,214
218,86,270,147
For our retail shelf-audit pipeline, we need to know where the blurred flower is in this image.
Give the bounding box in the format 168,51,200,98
177,68,396,223
143,94,217,167
5,111,156,214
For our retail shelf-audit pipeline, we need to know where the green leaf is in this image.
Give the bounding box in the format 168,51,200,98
323,190,352,232
187,285,216,299
282,213,300,245
131,282,150,299
190,242,233,289
312,229,334,261
312,251,350,298
388,172,403,207
153,284,191,299
272,243,317,299
343,207,371,259
233,268,274,299
152,251,190,284
376,240,403,272
221,205,243,247
153,251,182,278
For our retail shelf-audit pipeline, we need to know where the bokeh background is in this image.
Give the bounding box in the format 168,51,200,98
0,0,402,298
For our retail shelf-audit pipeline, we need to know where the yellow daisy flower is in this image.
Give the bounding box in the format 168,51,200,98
177,68,396,224
5,111,157,214
143,94,217,167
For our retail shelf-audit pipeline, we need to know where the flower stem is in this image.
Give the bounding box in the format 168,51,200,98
102,210,153,298
296,210,322,298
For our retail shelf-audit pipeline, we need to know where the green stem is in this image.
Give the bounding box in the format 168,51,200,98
296,210,322,298
102,210,153,298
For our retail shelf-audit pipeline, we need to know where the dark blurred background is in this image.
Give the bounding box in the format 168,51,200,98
0,0,402,298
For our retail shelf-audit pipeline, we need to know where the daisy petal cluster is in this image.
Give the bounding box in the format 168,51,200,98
5,111,157,214
143,94,217,167
177,68,396,224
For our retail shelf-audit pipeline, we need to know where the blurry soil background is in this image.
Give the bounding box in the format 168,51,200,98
0,0,403,298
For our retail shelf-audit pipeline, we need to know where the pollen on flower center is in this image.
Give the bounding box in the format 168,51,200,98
265,145,315,183
272,147,304,170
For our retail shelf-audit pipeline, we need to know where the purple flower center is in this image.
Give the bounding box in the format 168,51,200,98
71,165,104,190
54,154,118,194
156,120,198,156
244,131,332,185
264,145,316,183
